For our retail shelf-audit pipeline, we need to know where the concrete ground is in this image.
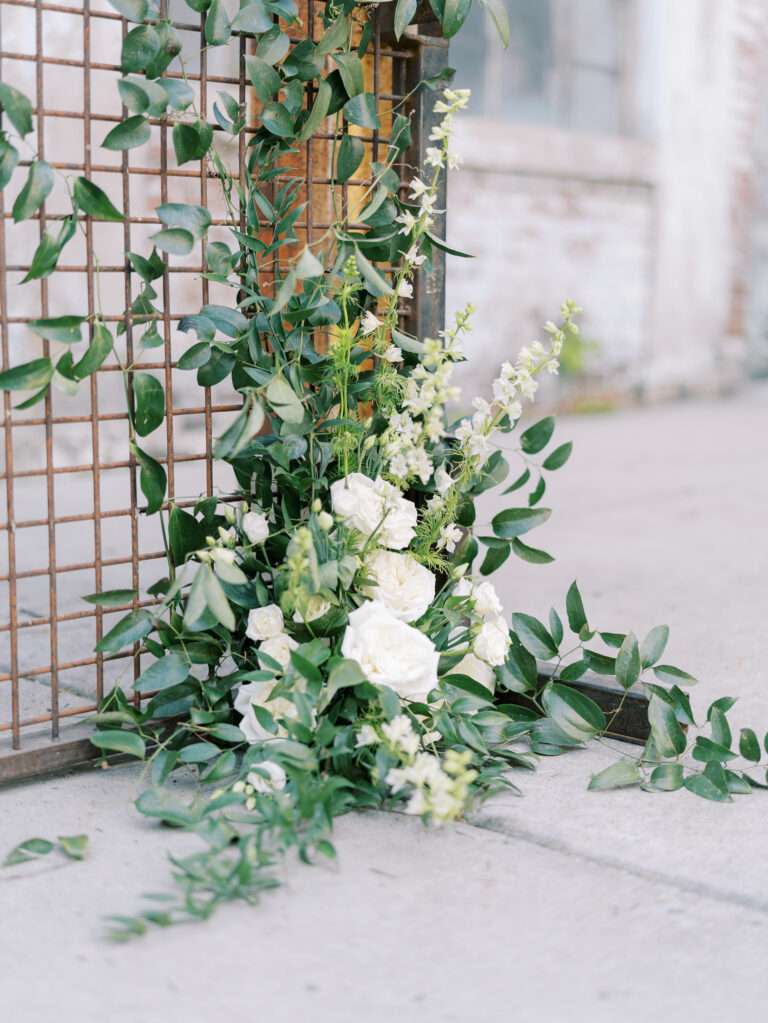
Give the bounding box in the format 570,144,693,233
1,385,767,1022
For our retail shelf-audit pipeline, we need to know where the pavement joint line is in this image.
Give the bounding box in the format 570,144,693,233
466,814,768,917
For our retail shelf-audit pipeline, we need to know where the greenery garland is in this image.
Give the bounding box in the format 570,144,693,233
1,0,766,937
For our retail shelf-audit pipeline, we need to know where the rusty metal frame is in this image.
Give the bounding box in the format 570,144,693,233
0,0,444,781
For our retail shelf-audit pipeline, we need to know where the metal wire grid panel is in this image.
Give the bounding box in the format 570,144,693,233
0,0,445,777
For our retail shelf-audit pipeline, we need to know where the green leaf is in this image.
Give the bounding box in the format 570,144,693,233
297,79,332,142
0,357,53,392
542,683,606,740
615,632,641,689
72,321,113,379
344,93,379,129
245,55,282,101
739,727,761,763
157,202,211,238
502,468,530,494
266,375,304,424
132,372,165,436
160,77,194,111
82,588,137,606
107,0,149,20
565,580,587,634
491,506,551,539
169,506,207,566
183,564,209,630
294,245,323,279
0,82,33,137
3,837,55,866
423,230,474,259
684,769,731,803
135,789,200,827
208,723,246,744
691,736,736,764
255,26,290,64
91,729,146,759
584,649,616,676
520,416,555,455
559,659,589,682
179,741,221,764
588,759,641,791
261,101,294,138
172,120,213,164
649,763,684,791
653,664,697,687
213,396,266,459
0,139,19,190
316,15,350,55
511,612,558,659
151,227,194,255
479,540,510,575
640,625,669,668
336,134,364,183
479,0,510,46
542,442,572,471
58,834,89,860
202,563,235,630
205,0,232,45
73,177,124,221
442,0,472,37
647,693,686,758
96,609,153,653
102,115,151,151
231,0,273,32
709,705,732,749
28,315,86,344
12,160,54,222
118,75,168,115
121,24,161,73
443,673,494,703
132,442,167,514
394,0,418,38
510,536,553,565
334,52,364,97
134,651,189,694
354,246,393,297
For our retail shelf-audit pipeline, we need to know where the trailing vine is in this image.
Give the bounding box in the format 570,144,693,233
1,0,767,937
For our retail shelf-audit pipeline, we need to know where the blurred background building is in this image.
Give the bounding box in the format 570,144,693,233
446,0,768,404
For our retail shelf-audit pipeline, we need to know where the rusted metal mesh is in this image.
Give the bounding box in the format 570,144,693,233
0,0,411,758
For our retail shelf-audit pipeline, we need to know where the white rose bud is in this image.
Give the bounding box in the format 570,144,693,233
246,760,287,793
246,604,284,642
317,510,334,532
474,616,510,667
258,632,298,670
242,510,270,545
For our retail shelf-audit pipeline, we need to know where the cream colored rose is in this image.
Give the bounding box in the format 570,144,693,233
242,510,269,545
341,600,438,702
234,682,298,743
246,760,287,792
472,580,504,620
452,651,496,692
246,604,284,642
364,550,435,623
258,632,298,669
474,616,510,667
330,473,416,550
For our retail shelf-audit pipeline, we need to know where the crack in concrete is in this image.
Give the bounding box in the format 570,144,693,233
466,814,768,918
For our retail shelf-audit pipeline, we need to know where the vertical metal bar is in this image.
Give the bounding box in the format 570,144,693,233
36,0,61,737
159,0,174,505
0,5,21,749
405,30,449,340
83,0,104,701
200,7,213,495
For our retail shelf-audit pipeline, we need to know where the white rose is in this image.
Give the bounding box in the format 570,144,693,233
330,473,417,550
472,581,504,620
234,682,298,743
293,594,332,624
364,550,435,623
341,600,439,702
247,760,287,793
258,632,298,669
474,616,510,667
242,510,269,545
452,651,496,693
246,604,284,642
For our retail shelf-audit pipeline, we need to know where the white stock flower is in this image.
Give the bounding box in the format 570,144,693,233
474,616,510,667
364,549,436,623
356,724,379,748
242,510,269,545
396,210,418,235
397,280,413,299
382,714,420,756
341,600,439,703
330,473,417,550
434,464,453,494
246,604,284,642
247,760,287,793
360,310,382,336
436,522,463,554
258,632,298,669
382,344,403,363
452,651,496,693
234,682,298,743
